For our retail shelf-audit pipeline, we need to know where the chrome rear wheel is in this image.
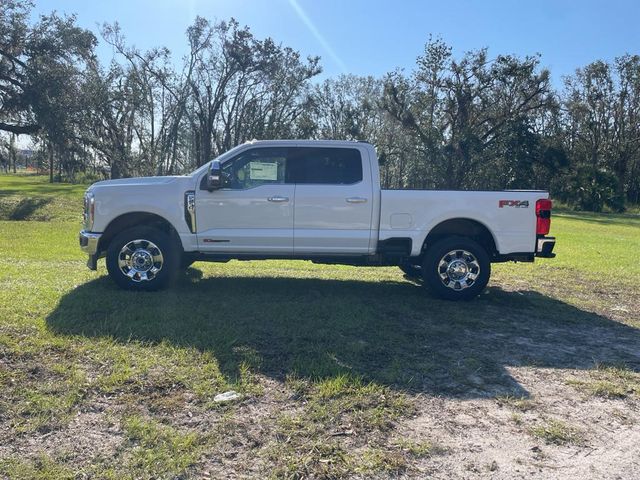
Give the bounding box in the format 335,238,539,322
437,249,480,291
422,236,490,300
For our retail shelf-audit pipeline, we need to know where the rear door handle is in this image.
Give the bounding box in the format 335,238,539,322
346,197,368,204
268,196,289,203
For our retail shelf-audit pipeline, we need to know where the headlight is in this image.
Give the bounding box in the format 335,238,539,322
83,191,95,230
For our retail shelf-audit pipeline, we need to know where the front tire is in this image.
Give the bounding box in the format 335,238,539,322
106,226,180,291
422,236,490,300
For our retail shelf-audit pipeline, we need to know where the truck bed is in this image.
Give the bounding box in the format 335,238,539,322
379,189,549,256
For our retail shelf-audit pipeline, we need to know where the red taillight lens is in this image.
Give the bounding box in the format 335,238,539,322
536,199,552,235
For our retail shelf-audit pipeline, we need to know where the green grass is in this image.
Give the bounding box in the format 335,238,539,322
491,208,640,317
266,376,415,477
0,174,639,477
495,394,536,412
0,173,89,197
0,454,75,480
529,419,584,446
566,364,640,399
0,174,86,221
118,415,209,479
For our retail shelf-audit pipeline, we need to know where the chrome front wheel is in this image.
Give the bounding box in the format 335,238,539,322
106,226,179,291
117,239,164,282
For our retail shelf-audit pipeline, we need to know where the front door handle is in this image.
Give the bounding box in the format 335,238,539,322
268,196,289,203
346,197,368,204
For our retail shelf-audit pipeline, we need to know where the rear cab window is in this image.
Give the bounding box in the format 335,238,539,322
287,147,363,185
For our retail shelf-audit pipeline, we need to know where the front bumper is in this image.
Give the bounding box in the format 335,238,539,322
536,236,556,258
79,230,102,270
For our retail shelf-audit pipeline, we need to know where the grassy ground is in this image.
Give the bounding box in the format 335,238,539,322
0,174,639,479
0,174,86,222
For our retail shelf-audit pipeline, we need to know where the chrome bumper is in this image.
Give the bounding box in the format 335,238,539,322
79,230,102,270
536,236,556,258
79,230,101,254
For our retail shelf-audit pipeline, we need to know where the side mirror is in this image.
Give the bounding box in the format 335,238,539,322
206,160,222,191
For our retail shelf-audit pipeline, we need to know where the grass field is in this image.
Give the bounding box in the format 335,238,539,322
1,174,639,478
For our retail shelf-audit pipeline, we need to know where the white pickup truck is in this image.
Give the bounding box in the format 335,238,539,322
79,140,555,300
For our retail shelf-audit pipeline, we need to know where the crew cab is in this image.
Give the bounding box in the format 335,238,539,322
79,140,555,300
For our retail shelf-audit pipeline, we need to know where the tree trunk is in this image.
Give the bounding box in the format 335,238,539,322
111,153,123,179
58,150,62,181
49,143,54,183
10,134,17,173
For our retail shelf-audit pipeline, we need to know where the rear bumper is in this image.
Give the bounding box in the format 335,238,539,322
536,236,556,258
79,230,102,270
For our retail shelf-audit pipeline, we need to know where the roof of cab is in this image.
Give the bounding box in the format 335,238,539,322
244,139,372,147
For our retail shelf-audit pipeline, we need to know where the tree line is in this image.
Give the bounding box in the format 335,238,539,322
1,2,639,211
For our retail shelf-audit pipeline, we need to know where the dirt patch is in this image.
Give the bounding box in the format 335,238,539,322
402,367,640,479
0,400,123,472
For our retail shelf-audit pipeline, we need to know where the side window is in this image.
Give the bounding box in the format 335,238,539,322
288,148,363,185
221,148,287,189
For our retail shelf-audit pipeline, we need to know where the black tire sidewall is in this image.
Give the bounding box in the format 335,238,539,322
422,236,491,300
106,226,179,291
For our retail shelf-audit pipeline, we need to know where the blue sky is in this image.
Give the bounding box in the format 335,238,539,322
33,0,640,86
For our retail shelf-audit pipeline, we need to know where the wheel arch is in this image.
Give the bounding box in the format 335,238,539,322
98,212,183,255
421,217,498,258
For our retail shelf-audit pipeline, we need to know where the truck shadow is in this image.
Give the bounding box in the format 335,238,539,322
46,269,640,398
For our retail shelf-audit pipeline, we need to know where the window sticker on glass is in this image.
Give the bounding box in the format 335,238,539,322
249,161,278,180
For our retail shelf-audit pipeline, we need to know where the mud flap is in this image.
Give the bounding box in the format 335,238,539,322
87,254,98,271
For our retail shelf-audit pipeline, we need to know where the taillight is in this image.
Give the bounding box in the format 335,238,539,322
536,199,552,235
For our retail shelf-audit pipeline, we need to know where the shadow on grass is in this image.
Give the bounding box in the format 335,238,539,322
1,196,52,220
46,268,640,398
557,211,640,227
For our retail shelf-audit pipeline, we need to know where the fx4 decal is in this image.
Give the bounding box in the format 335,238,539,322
499,200,529,208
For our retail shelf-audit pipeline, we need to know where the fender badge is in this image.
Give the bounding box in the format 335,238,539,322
499,200,529,208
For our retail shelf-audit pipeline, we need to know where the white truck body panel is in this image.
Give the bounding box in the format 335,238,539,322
196,183,295,254
82,140,551,260
293,173,374,255
379,190,545,256
89,176,196,250
293,181,373,254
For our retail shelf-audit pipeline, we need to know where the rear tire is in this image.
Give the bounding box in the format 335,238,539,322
106,226,180,291
422,236,490,300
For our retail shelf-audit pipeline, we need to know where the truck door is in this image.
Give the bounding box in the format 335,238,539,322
290,146,373,255
195,147,294,254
